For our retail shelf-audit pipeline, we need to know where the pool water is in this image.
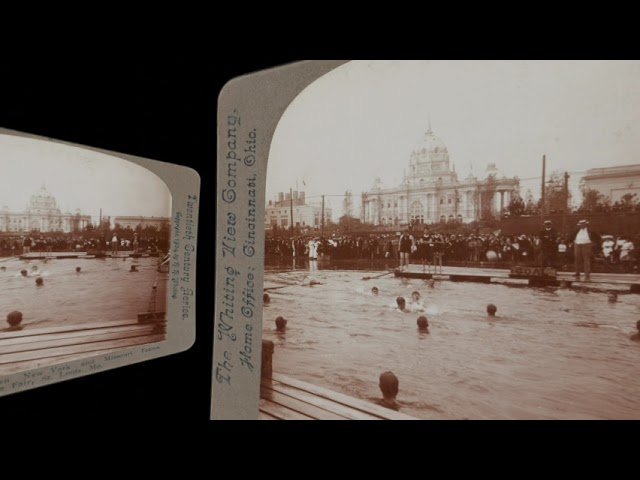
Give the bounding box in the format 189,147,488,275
0,256,165,331
263,268,640,420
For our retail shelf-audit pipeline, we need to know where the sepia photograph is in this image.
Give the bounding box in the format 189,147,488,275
0,133,172,376
256,60,640,420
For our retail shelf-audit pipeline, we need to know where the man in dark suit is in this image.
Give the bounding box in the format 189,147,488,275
540,220,558,268
571,220,601,281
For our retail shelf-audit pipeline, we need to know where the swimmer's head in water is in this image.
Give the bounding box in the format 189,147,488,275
76,267,81,272
636,320,640,331
608,292,618,303
487,304,497,316
396,297,406,309
0,266,5,271
31,265,38,271
379,371,399,400
275,316,287,332
417,316,429,331
411,291,420,302
427,279,435,288
372,287,379,295
263,293,271,303
20,270,27,277
35,277,43,286
130,265,137,272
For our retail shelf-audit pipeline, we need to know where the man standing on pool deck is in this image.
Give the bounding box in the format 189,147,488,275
111,232,119,255
572,220,600,281
22,235,32,255
398,230,414,272
540,220,558,268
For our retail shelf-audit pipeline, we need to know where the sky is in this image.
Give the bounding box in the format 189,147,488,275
0,133,171,224
267,60,640,219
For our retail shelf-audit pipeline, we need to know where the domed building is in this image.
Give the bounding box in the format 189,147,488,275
361,125,518,226
0,185,91,233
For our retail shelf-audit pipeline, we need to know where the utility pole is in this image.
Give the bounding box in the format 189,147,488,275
290,188,294,237
321,195,325,238
541,154,546,221
563,171,570,234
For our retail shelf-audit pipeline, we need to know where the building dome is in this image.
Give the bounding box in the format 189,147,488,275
409,126,450,168
27,185,61,215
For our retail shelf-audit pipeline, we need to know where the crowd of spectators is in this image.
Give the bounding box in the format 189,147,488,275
266,230,639,271
0,230,168,256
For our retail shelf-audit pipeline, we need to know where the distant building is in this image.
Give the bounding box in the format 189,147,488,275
0,185,91,233
265,191,332,231
362,125,518,226
113,216,170,231
582,164,640,203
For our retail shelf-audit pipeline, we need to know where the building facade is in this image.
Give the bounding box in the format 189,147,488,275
581,164,640,203
113,216,171,230
0,186,91,233
265,190,332,231
361,126,518,226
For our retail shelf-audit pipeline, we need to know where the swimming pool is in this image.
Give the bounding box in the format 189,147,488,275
0,256,167,373
263,266,640,420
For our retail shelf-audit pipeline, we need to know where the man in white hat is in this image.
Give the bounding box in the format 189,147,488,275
572,220,600,281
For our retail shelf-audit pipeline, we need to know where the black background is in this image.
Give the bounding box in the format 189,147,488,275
0,59,296,420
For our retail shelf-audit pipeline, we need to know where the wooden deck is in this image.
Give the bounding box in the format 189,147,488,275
393,266,640,292
0,317,166,374
18,251,160,260
260,340,417,420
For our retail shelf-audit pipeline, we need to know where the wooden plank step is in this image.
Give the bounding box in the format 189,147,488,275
449,274,492,283
0,318,163,340
0,334,166,365
0,323,161,347
259,398,315,420
271,373,416,420
394,271,433,279
266,381,381,420
259,411,279,420
260,386,348,420
0,326,160,355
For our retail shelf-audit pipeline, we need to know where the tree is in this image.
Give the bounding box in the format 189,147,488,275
454,187,462,217
524,189,537,215
507,182,525,216
545,171,571,214
343,190,353,219
481,174,497,220
620,193,638,208
507,192,525,217
580,188,602,212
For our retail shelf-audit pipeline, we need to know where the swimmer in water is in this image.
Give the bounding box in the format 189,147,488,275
631,320,640,342
371,286,379,295
410,291,425,312
0,266,6,271
396,297,411,313
275,316,287,332
263,293,271,304
417,316,429,333
31,265,38,272
377,371,400,411
487,304,497,317
427,279,435,288
76,267,81,273
608,292,618,303
20,269,28,277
